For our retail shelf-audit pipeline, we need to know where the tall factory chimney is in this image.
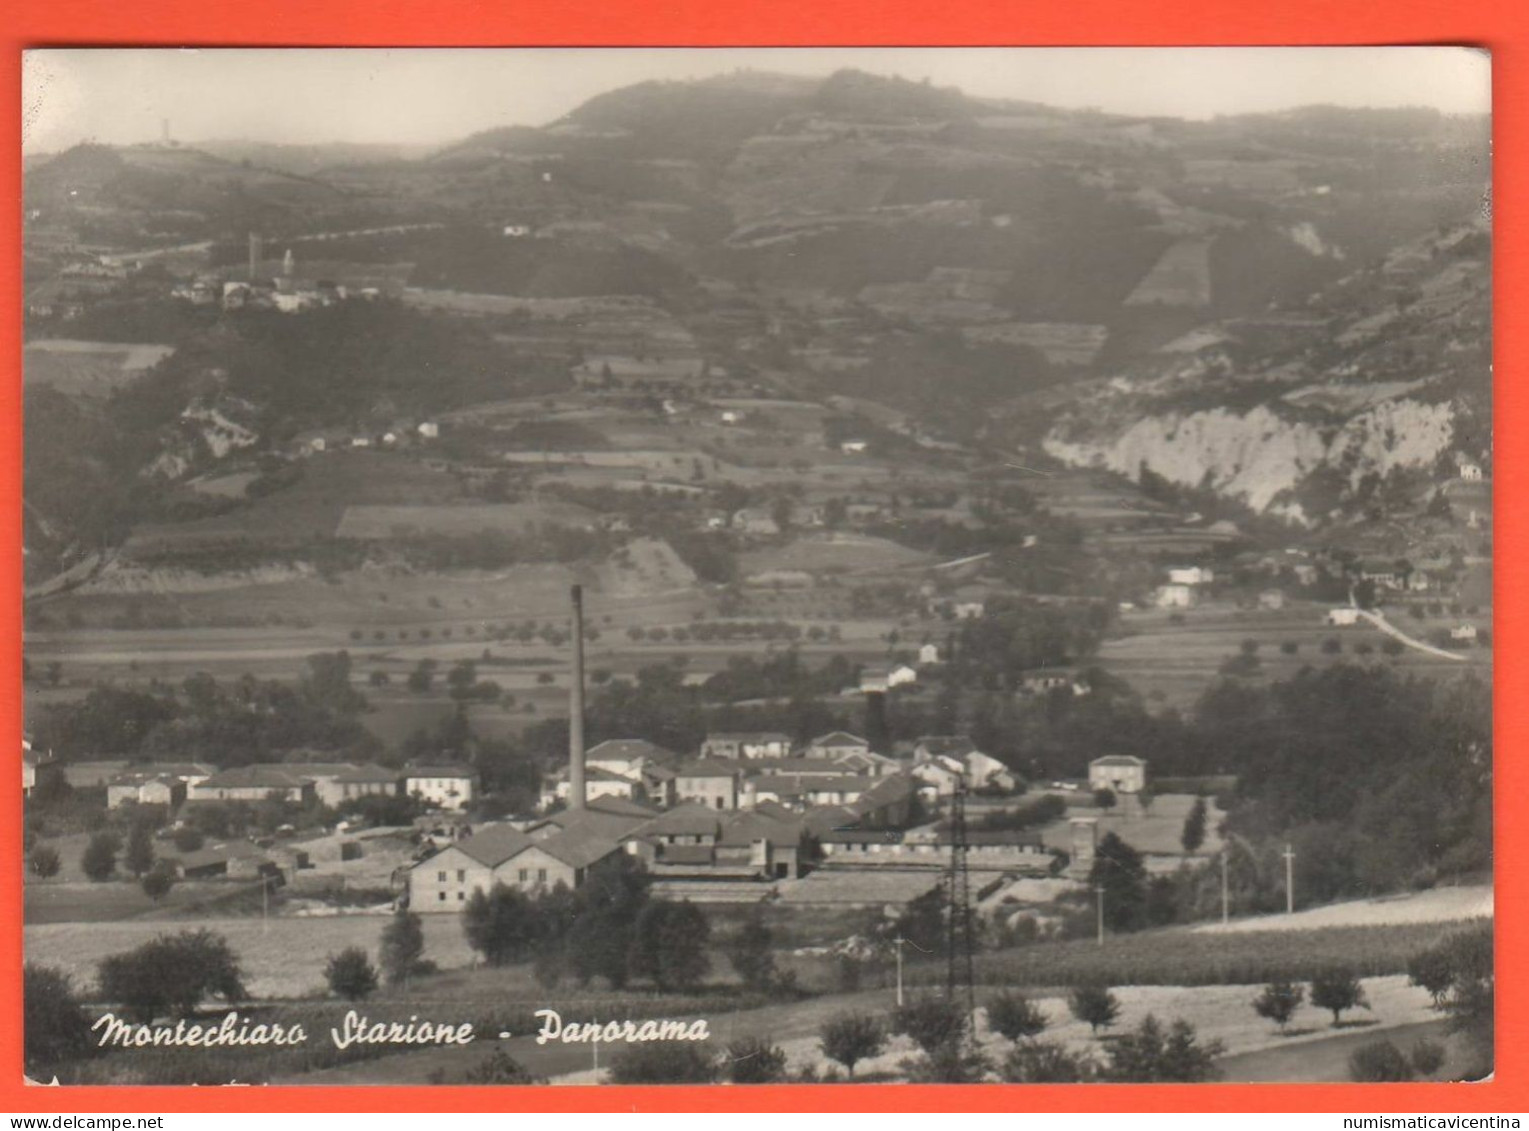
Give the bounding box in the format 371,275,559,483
248,232,261,281
568,585,587,811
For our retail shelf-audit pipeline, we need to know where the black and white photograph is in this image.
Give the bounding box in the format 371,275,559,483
20,46,1493,1087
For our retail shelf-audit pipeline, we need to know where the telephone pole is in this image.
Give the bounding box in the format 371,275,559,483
1220,850,1230,925
1094,883,1106,946
1282,843,1296,915
894,935,906,1008
945,781,976,1022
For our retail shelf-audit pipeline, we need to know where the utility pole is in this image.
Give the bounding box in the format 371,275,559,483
1220,850,1230,925
894,935,906,1008
1094,883,1106,946
1282,843,1296,915
945,781,976,1024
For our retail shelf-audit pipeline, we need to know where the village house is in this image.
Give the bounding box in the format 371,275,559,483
910,757,965,798
188,766,316,804
1451,623,1480,642
1258,588,1286,610
731,508,781,536
1357,560,1408,590
1167,566,1215,587
839,440,868,454
584,739,679,778
106,773,188,810
1327,607,1362,626
673,760,742,810
1155,583,1197,609
807,731,872,760
623,805,809,881
1020,668,1086,696
833,749,903,778
745,773,878,810
408,823,622,911
700,732,793,760
541,766,644,810
323,764,401,806
282,763,372,808
22,738,54,799
403,764,479,811
918,642,941,665
1088,754,1149,795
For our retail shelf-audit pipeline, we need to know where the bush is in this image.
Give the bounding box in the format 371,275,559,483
819,1011,886,1079
1408,944,1457,1007
28,845,60,879
1068,986,1121,1035
1411,1037,1447,1078
1321,637,1342,655
124,822,156,878
462,884,540,966
1349,1040,1414,1082
24,965,94,1073
141,861,177,903
986,991,1048,1043
325,947,379,1001
1279,640,1299,655
96,930,247,1022
1000,1040,1096,1083
81,832,119,882
460,1048,546,1084
891,996,968,1054
607,1042,717,1084
1311,969,1369,1026
725,1035,788,1084
904,1036,990,1083
1104,1015,1224,1082
1251,981,1305,1033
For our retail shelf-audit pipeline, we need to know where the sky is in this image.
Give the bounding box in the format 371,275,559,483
22,47,1491,155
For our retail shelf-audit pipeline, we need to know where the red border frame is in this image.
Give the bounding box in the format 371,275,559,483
2,0,1521,1113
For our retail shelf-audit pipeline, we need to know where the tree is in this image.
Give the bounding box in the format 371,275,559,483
462,884,542,967
904,1036,990,1083
24,965,94,1074
28,845,60,879
1180,797,1208,855
123,821,156,878
172,827,205,853
457,1048,546,1085
724,911,779,992
379,909,427,986
1311,969,1369,1027
325,947,380,1001
819,1011,886,1079
1252,981,1304,1033
141,861,177,903
986,991,1048,1043
892,996,968,1055
81,832,119,882
1093,787,1117,810
1088,832,1148,933
96,929,247,1022
725,1036,789,1083
1349,1040,1414,1081
1408,943,1459,1008
628,899,710,992
1068,986,1121,1036
1104,1015,1223,1082
607,1042,717,1084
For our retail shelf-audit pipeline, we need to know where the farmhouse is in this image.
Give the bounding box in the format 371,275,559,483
188,766,316,804
1088,755,1149,795
918,642,941,665
1167,566,1215,586
1327,607,1362,626
700,732,793,760
1451,623,1479,641
404,765,479,811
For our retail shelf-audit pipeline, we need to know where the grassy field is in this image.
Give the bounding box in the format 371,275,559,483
740,534,935,576
335,501,596,539
1194,885,1492,934
906,919,1488,991
1100,601,1492,711
25,913,479,999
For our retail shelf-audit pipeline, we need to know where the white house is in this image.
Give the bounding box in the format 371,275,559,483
1326,607,1361,626
1451,623,1479,641
1168,566,1215,586
404,765,479,810
839,440,868,454
1155,584,1196,609
417,421,440,439
918,642,941,665
1088,755,1148,795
